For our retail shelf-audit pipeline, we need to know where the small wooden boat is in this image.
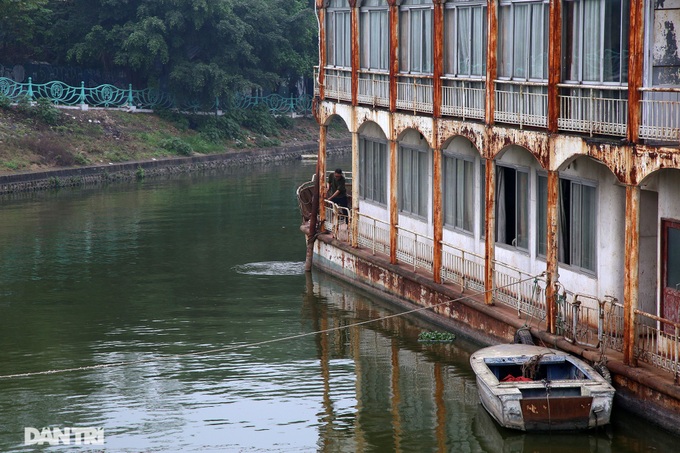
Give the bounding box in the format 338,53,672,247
470,344,615,431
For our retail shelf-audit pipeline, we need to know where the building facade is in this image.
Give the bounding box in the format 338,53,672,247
308,0,680,424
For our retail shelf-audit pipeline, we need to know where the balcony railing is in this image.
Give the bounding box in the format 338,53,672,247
639,87,680,144
324,67,352,102
493,260,547,320
495,80,548,128
396,74,433,114
317,68,680,144
358,71,390,108
440,241,485,293
558,84,628,137
441,77,486,120
314,206,680,378
356,213,391,256
396,225,434,273
634,310,680,381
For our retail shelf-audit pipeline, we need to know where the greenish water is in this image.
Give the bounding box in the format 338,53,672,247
0,158,676,452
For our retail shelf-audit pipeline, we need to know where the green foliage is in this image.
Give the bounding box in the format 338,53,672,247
34,98,61,125
4,0,318,103
240,105,280,136
275,114,295,130
136,165,145,180
160,137,193,156
0,94,12,110
417,331,456,343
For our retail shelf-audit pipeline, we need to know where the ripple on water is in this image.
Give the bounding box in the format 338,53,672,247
232,261,305,276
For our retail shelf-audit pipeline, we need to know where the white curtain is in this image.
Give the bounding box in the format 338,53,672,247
458,8,471,76
498,6,513,77
471,6,485,76
496,168,506,244
583,0,601,82
516,171,529,249
513,5,529,79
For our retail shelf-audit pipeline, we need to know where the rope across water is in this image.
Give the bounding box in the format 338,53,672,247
0,272,545,380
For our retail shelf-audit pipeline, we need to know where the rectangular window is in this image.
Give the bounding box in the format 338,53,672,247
537,176,597,272
563,0,629,84
443,154,474,232
399,146,428,217
498,0,549,81
359,138,388,205
400,4,433,73
327,8,351,67
537,174,548,256
496,165,529,250
444,3,487,77
360,6,389,71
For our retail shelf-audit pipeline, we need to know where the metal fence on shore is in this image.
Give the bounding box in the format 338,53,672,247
0,76,313,115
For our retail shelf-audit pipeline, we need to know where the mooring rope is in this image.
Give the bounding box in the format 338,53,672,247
0,272,545,380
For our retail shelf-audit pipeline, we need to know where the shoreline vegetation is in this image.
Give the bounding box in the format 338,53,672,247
0,101,349,193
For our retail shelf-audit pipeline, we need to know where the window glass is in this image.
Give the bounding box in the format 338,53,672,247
360,138,388,205
399,146,428,217
443,155,474,232
537,176,597,272
495,165,529,250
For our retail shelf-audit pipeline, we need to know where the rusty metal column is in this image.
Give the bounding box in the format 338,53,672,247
351,129,360,247
484,158,496,305
623,185,641,366
319,124,328,229
433,143,443,283
305,124,328,271
316,0,327,100
485,0,497,125
388,0,399,113
545,170,559,333
389,139,399,264
547,0,561,133
350,0,359,106
432,0,444,118
627,0,645,144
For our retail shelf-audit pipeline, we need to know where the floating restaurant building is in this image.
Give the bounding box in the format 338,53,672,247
301,0,680,431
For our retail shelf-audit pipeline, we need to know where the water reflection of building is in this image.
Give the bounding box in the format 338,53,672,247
305,0,680,434
305,273,490,451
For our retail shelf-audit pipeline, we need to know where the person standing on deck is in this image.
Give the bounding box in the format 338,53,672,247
326,168,348,221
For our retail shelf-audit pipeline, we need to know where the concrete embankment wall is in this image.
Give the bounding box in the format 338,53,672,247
0,139,350,194
312,234,680,435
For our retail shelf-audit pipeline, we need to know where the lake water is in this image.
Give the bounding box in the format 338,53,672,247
0,156,676,452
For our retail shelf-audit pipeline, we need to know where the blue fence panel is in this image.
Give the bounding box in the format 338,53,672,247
0,76,313,115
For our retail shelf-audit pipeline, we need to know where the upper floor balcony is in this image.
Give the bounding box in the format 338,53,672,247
317,0,680,145
315,65,680,145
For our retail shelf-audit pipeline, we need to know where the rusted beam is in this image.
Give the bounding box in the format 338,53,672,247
389,0,399,113
432,143,442,283
306,124,328,271
623,185,640,366
484,158,496,305
547,0,561,133
432,0,444,118
318,124,328,227
351,130,360,247
316,2,327,101
545,169,559,333
390,139,398,264
627,0,645,144
350,1,359,107
485,0,497,125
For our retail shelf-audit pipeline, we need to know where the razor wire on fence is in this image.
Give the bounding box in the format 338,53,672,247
0,77,313,115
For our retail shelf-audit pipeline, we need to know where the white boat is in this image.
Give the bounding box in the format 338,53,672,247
470,344,615,431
